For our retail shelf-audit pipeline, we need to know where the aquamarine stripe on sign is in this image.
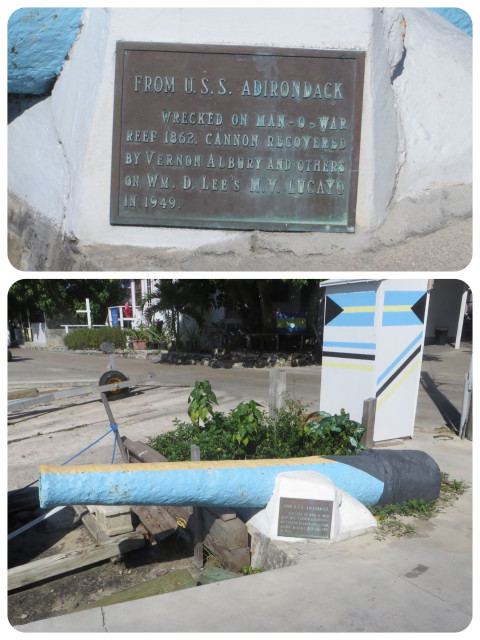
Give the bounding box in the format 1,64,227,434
377,331,424,384
323,341,376,349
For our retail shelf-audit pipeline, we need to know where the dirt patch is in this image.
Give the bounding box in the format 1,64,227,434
8,506,208,628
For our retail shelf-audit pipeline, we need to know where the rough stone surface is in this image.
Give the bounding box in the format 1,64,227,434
7,189,472,271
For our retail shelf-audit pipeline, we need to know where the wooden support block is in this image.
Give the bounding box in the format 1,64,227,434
8,531,145,591
73,505,110,543
205,506,237,522
203,508,248,551
203,531,250,573
88,505,134,536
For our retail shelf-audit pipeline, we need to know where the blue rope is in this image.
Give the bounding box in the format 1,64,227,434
60,423,118,466
10,422,120,495
110,423,118,464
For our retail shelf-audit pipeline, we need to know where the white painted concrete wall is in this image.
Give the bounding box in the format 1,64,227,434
8,7,472,252
425,280,469,341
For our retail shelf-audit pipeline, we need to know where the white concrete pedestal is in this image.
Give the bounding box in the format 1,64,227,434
247,471,377,543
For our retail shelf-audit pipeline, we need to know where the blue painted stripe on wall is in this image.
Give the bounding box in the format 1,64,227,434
384,291,423,306
382,311,423,326
40,462,385,509
377,331,424,384
327,313,375,327
323,341,376,349
329,291,376,308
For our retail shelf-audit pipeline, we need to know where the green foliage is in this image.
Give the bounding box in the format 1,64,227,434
9,279,128,326
439,472,467,499
148,382,365,462
242,566,262,575
304,409,366,454
369,474,469,540
231,400,263,447
188,380,218,427
369,499,437,523
63,327,127,350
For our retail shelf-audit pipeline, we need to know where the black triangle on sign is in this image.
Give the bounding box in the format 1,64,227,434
325,296,344,325
411,292,427,324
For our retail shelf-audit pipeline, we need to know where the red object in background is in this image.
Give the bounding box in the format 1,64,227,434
124,301,132,318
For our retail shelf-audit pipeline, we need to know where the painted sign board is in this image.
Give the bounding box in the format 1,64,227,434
320,279,430,441
110,43,365,232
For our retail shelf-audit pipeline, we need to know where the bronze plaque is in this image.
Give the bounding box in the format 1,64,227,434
278,497,333,538
110,43,365,232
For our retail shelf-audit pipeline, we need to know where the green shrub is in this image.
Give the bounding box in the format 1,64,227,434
148,381,365,461
63,326,127,350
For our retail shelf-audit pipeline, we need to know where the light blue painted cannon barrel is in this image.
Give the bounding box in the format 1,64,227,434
39,457,385,509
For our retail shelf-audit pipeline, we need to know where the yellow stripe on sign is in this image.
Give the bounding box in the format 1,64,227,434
377,360,421,409
323,361,375,372
383,305,412,312
342,306,376,313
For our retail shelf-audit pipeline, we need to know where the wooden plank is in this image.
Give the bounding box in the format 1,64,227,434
122,438,167,463
8,532,145,591
163,505,192,524
72,505,110,543
131,505,192,545
361,397,376,448
191,445,204,569
203,508,248,551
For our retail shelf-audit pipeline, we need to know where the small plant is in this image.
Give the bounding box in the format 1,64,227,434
231,400,263,448
187,380,218,428
439,472,467,502
127,325,149,341
242,566,262,575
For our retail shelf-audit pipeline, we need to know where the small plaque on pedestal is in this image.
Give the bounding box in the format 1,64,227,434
277,497,333,539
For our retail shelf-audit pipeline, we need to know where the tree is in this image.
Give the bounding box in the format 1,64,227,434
8,280,128,327
142,280,218,347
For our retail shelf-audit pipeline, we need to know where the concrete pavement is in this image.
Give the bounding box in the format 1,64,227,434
10,342,473,632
